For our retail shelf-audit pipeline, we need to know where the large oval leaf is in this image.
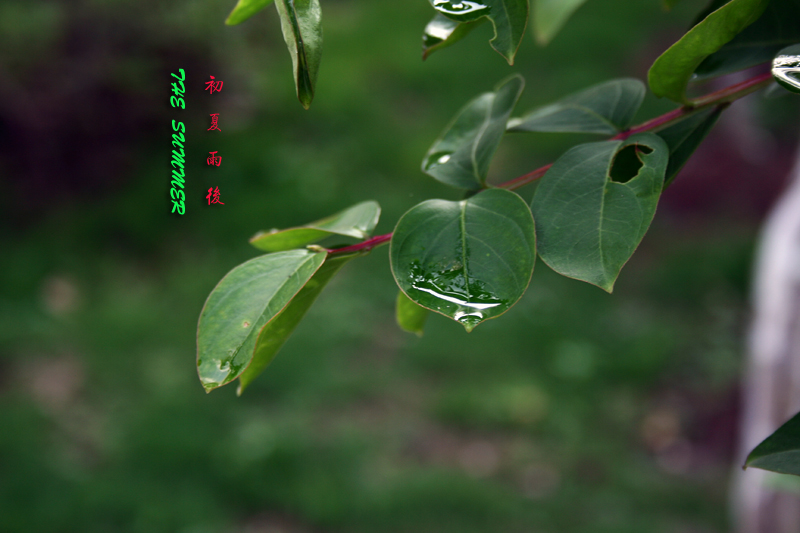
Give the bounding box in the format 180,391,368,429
422,13,486,60
746,411,800,476
532,0,589,45
648,0,769,103
429,0,529,64
197,249,326,392
250,201,380,252
508,78,645,135
422,75,524,190
531,133,668,292
226,0,274,25
390,188,535,332
275,0,322,109
236,251,357,395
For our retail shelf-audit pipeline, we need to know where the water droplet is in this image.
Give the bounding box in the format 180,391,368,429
773,46,800,93
432,0,488,17
437,154,451,164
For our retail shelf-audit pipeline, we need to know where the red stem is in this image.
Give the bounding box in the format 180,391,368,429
327,233,392,255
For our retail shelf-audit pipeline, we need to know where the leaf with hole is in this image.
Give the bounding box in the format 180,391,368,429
532,0,589,45
531,133,668,292
250,201,380,252
656,106,723,186
226,0,273,25
422,13,486,60
508,78,645,135
746,411,800,476
428,0,528,64
236,252,358,394
275,0,322,109
197,249,326,392
422,75,524,189
648,0,769,103
391,188,535,332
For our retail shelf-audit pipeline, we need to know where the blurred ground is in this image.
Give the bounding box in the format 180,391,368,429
1,0,799,532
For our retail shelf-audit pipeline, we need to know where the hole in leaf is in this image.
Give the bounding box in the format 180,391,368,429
610,143,651,183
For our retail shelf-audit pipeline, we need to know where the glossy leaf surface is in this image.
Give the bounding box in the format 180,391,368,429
508,78,645,135
250,201,380,252
533,0,589,44
237,252,356,395
772,44,800,94
422,13,486,60
275,0,322,109
746,411,800,476
695,0,800,79
657,106,723,186
226,0,273,25
531,133,668,292
197,249,326,392
422,75,524,189
396,290,429,337
391,188,535,332
429,0,528,64
648,0,768,103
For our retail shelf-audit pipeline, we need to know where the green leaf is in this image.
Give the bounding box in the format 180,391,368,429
275,0,322,109
237,252,357,395
532,0,589,45
422,13,486,60
422,75,525,190
648,0,769,103
226,0,273,25
531,133,668,292
250,201,381,252
656,106,723,186
746,411,800,476
396,290,429,336
695,0,800,79
390,188,535,332
507,78,645,135
772,44,800,94
429,0,529,64
197,249,326,392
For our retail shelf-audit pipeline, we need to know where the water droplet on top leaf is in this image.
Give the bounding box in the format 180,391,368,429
773,45,800,94
432,0,489,18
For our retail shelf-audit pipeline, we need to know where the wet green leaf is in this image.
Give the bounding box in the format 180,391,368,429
532,0,589,45
746,411,800,476
250,201,380,252
390,188,535,332
531,133,668,292
428,0,528,64
422,75,524,189
197,249,326,392
275,0,322,109
422,13,486,60
648,0,768,103
695,0,800,79
772,44,800,94
226,0,273,25
508,78,645,135
396,290,429,336
237,252,357,395
656,106,723,186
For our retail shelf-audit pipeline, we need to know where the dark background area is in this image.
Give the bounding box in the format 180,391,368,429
1,0,799,531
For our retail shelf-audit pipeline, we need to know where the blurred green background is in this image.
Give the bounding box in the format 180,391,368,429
1,0,799,531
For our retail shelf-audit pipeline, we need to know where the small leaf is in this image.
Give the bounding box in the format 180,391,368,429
237,252,357,394
197,249,326,392
396,290,429,336
226,0,274,25
390,188,535,332
429,0,529,64
532,0,589,45
648,0,769,103
656,106,723,186
508,78,645,135
422,13,486,60
422,75,525,189
531,133,668,292
746,411,800,476
275,0,322,109
772,44,800,94
695,0,800,79
250,201,381,252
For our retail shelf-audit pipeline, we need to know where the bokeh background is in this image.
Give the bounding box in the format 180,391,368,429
2,1,800,531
